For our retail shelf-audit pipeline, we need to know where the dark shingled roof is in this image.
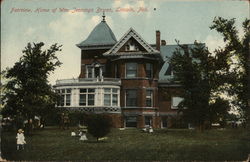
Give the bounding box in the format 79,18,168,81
77,20,117,49
159,44,198,81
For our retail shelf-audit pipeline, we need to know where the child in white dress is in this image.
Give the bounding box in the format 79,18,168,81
16,129,26,150
79,131,88,141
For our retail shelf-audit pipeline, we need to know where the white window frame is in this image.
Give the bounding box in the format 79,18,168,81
79,88,95,106
57,89,71,106
86,64,104,78
104,88,119,107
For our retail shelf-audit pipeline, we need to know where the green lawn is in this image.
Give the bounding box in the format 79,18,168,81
1,127,250,161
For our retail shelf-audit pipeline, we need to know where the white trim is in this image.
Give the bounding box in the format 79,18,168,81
104,28,160,55
55,86,120,108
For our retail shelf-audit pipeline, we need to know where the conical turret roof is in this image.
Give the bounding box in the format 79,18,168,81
77,16,117,50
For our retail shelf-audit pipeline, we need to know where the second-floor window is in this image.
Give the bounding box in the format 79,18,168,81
146,90,153,107
86,64,104,78
126,90,137,107
126,63,137,78
87,67,93,78
115,64,120,78
171,96,184,109
79,88,95,106
146,63,153,78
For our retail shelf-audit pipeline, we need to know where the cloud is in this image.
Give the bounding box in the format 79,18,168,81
112,0,157,19
204,35,225,53
24,27,36,36
46,12,113,84
2,11,111,85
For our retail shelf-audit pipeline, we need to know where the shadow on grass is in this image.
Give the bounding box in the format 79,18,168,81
82,140,109,143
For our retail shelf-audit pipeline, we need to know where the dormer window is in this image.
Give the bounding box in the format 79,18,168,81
125,40,139,51
125,45,130,51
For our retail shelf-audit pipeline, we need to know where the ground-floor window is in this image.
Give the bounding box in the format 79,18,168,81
56,89,71,106
125,116,137,127
55,86,120,107
144,116,152,126
104,88,119,106
79,88,95,106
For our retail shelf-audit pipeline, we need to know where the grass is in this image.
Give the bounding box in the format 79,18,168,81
1,127,250,161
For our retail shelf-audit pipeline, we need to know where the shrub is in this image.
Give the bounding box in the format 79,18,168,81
85,114,112,141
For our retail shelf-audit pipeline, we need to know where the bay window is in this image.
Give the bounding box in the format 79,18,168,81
57,89,71,106
104,88,119,106
126,63,137,78
126,90,137,107
79,88,95,106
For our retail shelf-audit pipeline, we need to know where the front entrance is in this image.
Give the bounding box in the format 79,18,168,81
125,116,137,127
161,116,168,128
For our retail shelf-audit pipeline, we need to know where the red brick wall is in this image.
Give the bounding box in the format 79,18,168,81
110,59,159,79
158,87,183,113
106,114,123,128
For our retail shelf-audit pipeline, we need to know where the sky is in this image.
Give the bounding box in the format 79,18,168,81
1,0,249,85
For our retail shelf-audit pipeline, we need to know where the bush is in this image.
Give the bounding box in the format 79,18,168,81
67,111,90,126
85,114,112,141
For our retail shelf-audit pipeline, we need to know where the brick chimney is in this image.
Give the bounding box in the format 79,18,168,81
161,40,166,46
156,30,160,51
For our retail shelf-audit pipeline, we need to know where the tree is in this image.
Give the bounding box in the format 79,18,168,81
170,17,249,129
170,41,230,130
2,42,62,130
85,114,112,141
210,17,250,127
209,97,230,127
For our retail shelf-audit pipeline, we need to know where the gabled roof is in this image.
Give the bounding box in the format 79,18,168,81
104,28,160,56
77,19,117,50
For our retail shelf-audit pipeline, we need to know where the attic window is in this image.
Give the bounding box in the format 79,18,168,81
125,40,139,51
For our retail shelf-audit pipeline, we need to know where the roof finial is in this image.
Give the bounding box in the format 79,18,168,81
102,11,106,22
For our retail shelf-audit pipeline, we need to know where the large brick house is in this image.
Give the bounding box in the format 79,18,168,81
54,15,191,128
